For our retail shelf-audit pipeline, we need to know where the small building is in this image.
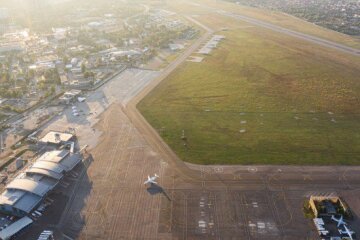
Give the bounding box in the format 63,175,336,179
169,43,184,51
58,90,81,104
59,74,69,85
15,158,26,170
309,196,350,218
39,131,75,147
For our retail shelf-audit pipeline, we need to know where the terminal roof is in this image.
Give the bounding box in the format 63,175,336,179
6,178,54,197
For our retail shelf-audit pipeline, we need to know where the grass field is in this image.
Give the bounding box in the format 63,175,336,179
138,14,360,165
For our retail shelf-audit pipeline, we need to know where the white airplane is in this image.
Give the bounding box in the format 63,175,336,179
144,174,159,185
332,215,346,227
339,225,354,240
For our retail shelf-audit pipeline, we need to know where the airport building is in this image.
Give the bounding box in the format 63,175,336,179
0,149,81,217
38,131,75,147
58,89,81,105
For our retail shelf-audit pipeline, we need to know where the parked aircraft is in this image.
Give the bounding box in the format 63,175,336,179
331,215,346,227
144,174,159,185
339,225,354,240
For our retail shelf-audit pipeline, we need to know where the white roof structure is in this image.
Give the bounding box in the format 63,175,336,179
38,150,69,163
26,168,63,180
0,216,33,240
169,44,184,51
6,178,54,197
33,150,81,172
0,189,26,206
39,131,74,145
32,161,64,174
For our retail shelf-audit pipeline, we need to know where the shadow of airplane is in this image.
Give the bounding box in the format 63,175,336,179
146,183,172,201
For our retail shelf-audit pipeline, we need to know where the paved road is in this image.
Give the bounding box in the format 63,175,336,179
186,0,360,57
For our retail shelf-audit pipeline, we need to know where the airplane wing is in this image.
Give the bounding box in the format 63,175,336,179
345,226,354,240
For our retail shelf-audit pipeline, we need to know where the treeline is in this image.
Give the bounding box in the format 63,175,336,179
226,0,360,36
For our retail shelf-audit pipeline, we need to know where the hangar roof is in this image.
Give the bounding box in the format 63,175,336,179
12,193,42,213
59,153,81,172
26,168,63,180
37,150,69,163
32,161,64,174
6,178,54,197
0,189,25,206
0,189,42,213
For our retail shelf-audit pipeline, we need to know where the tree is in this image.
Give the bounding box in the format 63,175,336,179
81,62,86,73
27,69,35,79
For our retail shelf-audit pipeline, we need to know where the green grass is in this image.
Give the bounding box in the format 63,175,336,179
138,26,360,165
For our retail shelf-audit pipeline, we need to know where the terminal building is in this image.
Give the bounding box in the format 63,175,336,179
0,149,81,217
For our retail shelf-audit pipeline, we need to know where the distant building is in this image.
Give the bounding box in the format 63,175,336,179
68,79,93,90
58,90,81,104
87,21,102,28
169,43,184,51
60,74,69,85
52,28,68,41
